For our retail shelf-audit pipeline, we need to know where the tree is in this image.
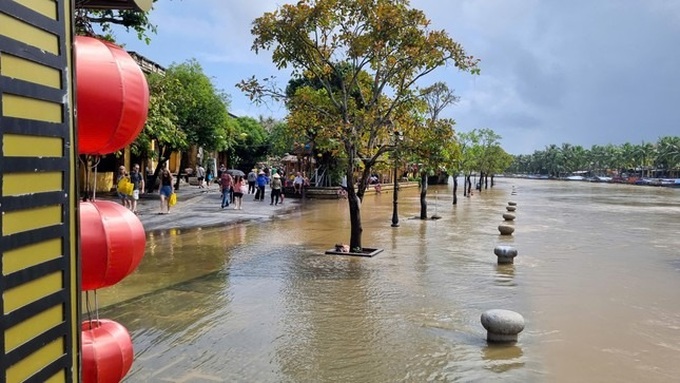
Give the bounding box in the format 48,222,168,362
134,60,233,191
228,117,270,171
656,136,680,177
404,117,458,219
456,130,480,197
239,0,479,251
475,128,502,190
411,82,460,218
74,0,159,42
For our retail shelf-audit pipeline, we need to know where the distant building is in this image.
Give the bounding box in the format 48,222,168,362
129,51,165,74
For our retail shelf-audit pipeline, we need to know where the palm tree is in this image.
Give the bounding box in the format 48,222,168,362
656,136,680,177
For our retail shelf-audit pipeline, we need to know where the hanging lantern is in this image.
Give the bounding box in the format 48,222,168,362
81,319,134,383
80,200,146,291
75,36,149,155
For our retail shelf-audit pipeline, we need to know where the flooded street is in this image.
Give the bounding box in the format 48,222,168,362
92,178,680,382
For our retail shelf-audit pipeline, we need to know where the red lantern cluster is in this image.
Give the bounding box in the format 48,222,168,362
81,320,134,383
76,36,150,382
75,35,149,155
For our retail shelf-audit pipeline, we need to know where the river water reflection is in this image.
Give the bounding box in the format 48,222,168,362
95,178,680,382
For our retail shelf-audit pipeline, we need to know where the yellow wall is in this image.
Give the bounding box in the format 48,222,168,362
1,0,78,381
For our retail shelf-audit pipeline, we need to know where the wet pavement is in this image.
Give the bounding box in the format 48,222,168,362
98,181,301,233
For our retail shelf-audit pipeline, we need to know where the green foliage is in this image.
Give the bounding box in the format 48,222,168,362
74,0,159,43
167,60,233,152
130,72,185,160
132,60,232,166
228,116,270,170
406,82,461,175
508,136,680,177
267,120,296,155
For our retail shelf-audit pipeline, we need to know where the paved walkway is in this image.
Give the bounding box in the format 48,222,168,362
98,182,301,233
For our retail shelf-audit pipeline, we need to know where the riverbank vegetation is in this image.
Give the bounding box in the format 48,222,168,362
507,137,680,179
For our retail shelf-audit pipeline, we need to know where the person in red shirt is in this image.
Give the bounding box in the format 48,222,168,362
220,172,233,208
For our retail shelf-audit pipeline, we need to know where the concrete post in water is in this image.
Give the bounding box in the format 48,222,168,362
506,206,516,212
502,213,516,221
481,309,525,343
498,224,515,235
494,245,518,264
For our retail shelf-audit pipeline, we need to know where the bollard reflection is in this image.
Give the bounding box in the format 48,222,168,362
482,344,525,373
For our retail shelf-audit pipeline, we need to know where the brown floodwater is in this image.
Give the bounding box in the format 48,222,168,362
91,178,680,382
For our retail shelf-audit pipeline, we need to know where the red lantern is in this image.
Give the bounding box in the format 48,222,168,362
81,319,134,383
75,36,149,155
80,201,146,291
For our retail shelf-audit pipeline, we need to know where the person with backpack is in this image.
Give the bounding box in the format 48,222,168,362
247,169,257,194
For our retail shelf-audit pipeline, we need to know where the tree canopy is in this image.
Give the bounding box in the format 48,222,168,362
75,0,159,42
226,116,270,171
239,0,479,250
132,60,233,190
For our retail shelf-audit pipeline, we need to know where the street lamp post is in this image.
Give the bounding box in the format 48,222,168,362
391,131,403,227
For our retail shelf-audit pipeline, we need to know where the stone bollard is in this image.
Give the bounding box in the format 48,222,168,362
498,224,514,235
502,213,516,221
481,309,525,343
494,245,518,264
506,206,516,212
508,201,517,206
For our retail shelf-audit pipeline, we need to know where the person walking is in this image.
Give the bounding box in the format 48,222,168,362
206,168,214,189
116,165,132,210
159,169,174,214
220,171,233,209
255,171,268,201
232,176,246,210
217,163,226,179
247,169,257,194
196,164,206,188
270,173,283,205
129,163,145,214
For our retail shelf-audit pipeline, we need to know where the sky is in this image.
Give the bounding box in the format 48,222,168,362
114,0,680,155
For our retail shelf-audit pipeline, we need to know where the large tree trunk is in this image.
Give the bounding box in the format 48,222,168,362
347,190,362,251
146,147,172,193
484,174,489,189
466,174,472,196
419,171,428,219
463,174,467,197
452,174,458,205
491,175,495,188
174,154,185,190
477,172,483,192
346,146,369,251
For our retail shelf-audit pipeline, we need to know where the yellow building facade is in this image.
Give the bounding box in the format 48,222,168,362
1,1,79,381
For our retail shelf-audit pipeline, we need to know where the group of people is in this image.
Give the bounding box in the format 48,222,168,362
217,166,247,210
116,162,315,215
116,164,175,215
116,164,146,214
217,167,311,208
246,168,285,206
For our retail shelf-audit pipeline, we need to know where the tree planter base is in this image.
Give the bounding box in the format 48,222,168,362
325,247,384,257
